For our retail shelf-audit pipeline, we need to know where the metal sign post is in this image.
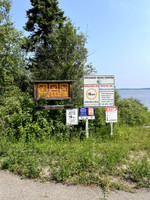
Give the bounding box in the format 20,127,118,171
106,107,117,137
79,107,95,139
110,122,113,137
85,119,89,138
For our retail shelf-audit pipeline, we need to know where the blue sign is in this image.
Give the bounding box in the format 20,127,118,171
79,107,95,120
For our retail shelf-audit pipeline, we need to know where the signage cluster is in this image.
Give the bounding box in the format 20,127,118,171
33,76,118,136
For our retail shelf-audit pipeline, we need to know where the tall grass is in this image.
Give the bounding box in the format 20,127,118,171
0,126,150,190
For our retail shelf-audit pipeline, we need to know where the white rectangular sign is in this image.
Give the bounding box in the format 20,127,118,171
106,107,117,123
66,109,78,125
84,75,115,107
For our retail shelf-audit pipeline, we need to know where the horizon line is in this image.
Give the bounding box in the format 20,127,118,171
117,87,150,90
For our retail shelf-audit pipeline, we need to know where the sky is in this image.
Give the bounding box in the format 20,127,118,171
10,0,150,88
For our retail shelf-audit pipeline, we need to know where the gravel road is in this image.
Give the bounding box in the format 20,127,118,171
0,171,150,200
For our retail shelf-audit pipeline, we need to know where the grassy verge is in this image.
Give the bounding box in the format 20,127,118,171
0,126,150,191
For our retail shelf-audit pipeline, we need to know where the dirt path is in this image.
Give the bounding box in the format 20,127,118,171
0,171,150,200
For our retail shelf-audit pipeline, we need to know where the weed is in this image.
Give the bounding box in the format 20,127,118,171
125,157,150,187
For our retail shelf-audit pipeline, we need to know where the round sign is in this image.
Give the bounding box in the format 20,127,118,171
86,88,97,100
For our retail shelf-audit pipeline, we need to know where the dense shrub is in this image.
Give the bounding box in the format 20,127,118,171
117,97,149,126
0,87,150,141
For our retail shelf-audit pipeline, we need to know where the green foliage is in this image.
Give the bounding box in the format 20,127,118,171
125,157,150,187
0,0,28,93
89,107,110,138
100,145,128,174
0,88,33,139
117,97,149,126
0,126,150,189
0,0,150,192
1,143,41,178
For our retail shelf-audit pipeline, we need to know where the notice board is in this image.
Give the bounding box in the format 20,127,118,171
84,75,115,107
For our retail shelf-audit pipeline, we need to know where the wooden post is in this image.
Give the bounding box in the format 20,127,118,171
70,83,73,105
70,125,74,141
33,83,38,122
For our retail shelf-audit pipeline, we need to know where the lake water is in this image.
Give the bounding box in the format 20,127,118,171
117,89,150,110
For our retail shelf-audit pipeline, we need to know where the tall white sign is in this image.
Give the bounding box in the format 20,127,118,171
84,75,115,107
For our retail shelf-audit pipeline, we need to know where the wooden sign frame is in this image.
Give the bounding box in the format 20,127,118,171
32,80,74,110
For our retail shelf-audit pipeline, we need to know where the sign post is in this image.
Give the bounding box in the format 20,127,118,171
110,123,113,137
79,107,95,138
66,108,78,140
106,107,117,136
85,119,89,138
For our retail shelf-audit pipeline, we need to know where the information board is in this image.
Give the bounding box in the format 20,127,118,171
84,75,115,107
106,107,117,123
37,83,69,99
79,107,95,120
66,109,78,125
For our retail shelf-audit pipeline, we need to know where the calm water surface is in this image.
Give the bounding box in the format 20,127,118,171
117,89,150,110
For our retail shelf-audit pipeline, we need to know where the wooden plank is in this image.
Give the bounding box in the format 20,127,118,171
32,80,75,83
37,98,71,101
70,83,73,104
34,83,37,106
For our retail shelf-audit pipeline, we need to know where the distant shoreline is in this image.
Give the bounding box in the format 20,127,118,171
117,88,150,90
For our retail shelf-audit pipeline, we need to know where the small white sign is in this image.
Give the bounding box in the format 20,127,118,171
106,107,117,123
66,109,78,125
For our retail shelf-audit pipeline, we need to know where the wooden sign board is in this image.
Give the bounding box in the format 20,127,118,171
32,80,74,110
37,82,69,100
33,80,73,101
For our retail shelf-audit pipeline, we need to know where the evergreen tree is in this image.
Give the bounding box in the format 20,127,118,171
23,0,95,106
23,0,66,79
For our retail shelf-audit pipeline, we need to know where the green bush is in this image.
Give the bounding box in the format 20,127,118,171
117,97,149,126
0,86,150,142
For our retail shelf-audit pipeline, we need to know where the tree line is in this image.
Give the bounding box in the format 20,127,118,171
0,0,149,141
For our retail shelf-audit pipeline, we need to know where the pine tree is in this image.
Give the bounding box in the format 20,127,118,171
23,0,95,106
